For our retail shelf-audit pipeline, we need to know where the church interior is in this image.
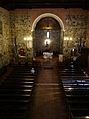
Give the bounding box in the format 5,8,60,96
0,0,89,119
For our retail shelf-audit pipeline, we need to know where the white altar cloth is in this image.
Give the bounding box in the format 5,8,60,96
43,52,53,59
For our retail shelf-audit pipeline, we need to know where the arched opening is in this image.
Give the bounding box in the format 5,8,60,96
32,13,64,58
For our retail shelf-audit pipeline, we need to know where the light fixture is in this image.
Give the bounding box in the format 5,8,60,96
24,36,32,41
72,48,75,52
85,116,89,119
24,36,32,48
64,37,73,41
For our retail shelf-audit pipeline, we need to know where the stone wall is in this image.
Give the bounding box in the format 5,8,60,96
10,10,33,63
64,11,88,58
0,8,89,68
9,8,89,59
86,12,89,47
0,7,12,68
0,8,88,65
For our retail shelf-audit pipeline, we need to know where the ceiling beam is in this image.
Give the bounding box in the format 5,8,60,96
0,1,88,10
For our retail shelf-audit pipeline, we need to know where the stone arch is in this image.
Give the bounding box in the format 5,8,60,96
32,13,64,56
32,13,64,31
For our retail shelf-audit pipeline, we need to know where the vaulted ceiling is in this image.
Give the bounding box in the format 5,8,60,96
0,0,88,10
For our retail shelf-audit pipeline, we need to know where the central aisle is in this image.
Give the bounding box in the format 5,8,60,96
29,58,69,119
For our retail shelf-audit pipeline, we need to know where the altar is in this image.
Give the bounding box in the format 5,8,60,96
43,52,53,59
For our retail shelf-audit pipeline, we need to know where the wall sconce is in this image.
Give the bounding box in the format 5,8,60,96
64,36,73,48
85,116,89,119
24,36,32,41
24,36,32,48
64,37,73,41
